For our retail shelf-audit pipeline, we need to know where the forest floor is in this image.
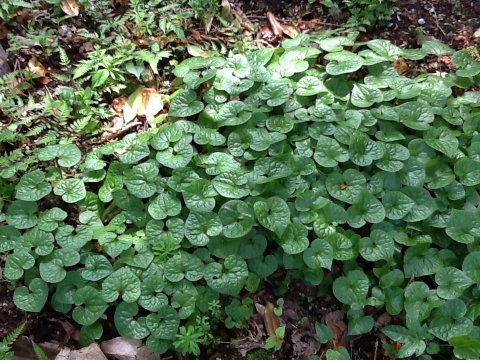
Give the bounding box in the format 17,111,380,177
0,0,479,359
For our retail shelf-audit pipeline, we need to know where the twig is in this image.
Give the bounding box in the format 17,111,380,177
374,339,378,360
428,3,447,38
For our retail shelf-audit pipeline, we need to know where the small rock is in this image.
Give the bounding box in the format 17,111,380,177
474,27,480,38
418,18,426,25
100,337,160,360
55,343,107,360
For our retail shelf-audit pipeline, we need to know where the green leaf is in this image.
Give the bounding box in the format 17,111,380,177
296,76,326,96
82,255,113,281
138,276,168,312
351,84,384,108
6,200,38,229
454,157,480,186
366,39,403,58
118,134,151,164
148,190,181,220
156,136,194,169
395,101,434,130
146,305,180,340
446,209,480,244
204,255,248,295
169,90,204,117
382,191,415,220
348,315,374,335
39,258,66,283
15,170,52,201
54,179,86,203
253,197,291,236
349,134,384,166
22,227,54,256
183,179,217,212
462,251,480,284
114,302,150,339
258,81,293,107
326,169,366,204
218,200,255,238
332,270,369,308
347,191,385,228
325,51,364,75
359,229,395,262
315,322,334,343
13,278,48,312
164,251,204,282
38,144,81,167
303,238,333,270
404,246,441,277
3,250,35,280
314,135,349,167
424,126,459,158
278,220,309,255
73,286,109,326
124,162,159,198
38,208,68,232
185,211,222,246
102,267,141,303
435,267,474,300
212,171,249,198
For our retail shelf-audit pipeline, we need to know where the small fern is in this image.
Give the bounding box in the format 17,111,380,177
0,322,26,360
32,342,49,360
58,47,70,67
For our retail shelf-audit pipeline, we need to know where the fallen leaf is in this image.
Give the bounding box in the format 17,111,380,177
267,12,283,37
60,0,80,17
187,44,209,58
282,25,299,39
112,97,127,115
58,320,80,342
123,86,144,123
263,302,281,337
474,27,480,38
138,88,163,120
392,58,408,75
27,56,46,77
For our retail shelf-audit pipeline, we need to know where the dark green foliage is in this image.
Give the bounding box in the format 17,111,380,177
1,34,480,359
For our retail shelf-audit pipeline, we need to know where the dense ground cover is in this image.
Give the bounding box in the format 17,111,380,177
1,1,480,360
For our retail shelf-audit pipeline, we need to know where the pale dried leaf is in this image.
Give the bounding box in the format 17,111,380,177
263,302,281,337
138,88,163,120
27,56,46,77
267,12,283,36
60,0,80,17
124,86,144,123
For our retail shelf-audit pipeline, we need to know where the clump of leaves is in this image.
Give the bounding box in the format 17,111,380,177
1,35,480,359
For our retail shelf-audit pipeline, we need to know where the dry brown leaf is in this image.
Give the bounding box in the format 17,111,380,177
112,97,127,115
282,25,299,39
392,58,408,75
58,320,80,342
27,56,46,77
60,0,80,16
266,12,283,37
263,302,281,337
138,88,163,120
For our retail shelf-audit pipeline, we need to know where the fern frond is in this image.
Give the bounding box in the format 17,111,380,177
3,322,26,347
32,342,49,360
73,60,95,80
69,117,90,132
58,47,70,67
25,124,46,137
